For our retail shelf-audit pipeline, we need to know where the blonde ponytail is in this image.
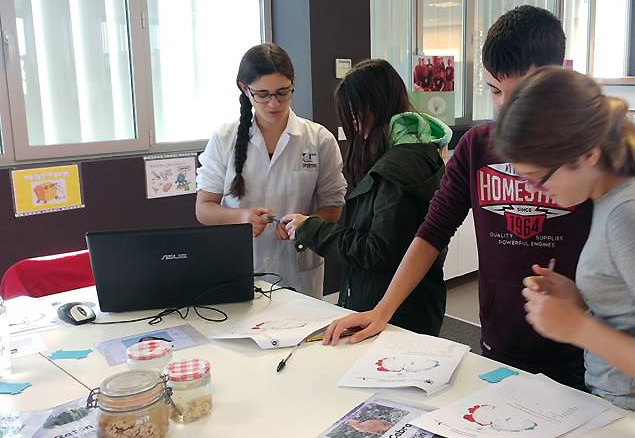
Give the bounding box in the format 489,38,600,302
494,67,635,177
601,96,635,176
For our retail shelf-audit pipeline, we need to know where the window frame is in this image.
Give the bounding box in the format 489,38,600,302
0,0,16,166
412,0,471,125
585,0,635,85
0,0,271,167
411,0,635,127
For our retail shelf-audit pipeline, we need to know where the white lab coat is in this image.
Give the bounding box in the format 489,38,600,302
196,111,347,298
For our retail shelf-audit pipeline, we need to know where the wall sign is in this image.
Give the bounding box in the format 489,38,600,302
10,164,84,217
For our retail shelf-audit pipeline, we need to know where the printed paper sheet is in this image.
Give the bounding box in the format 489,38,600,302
212,299,351,349
318,394,438,438
95,324,208,365
338,331,470,395
411,374,609,438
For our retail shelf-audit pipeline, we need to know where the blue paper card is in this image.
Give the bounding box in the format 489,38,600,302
48,349,92,360
479,367,519,383
0,381,32,395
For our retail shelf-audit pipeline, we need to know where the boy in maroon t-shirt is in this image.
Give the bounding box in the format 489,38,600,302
323,6,591,391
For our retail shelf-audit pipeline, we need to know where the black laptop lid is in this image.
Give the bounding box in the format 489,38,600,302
86,224,254,312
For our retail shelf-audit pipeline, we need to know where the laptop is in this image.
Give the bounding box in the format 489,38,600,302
86,224,254,312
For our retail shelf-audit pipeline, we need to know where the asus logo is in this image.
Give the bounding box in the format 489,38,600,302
161,253,188,260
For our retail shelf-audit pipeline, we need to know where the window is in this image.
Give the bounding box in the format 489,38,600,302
15,0,136,146
371,0,560,125
0,3,13,164
562,0,590,74
590,0,631,78
370,0,412,87
370,0,466,120
416,0,466,118
148,0,262,144
562,0,633,78
0,0,266,165
372,1,633,125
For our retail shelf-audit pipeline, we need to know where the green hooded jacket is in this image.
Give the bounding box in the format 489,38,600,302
295,112,450,335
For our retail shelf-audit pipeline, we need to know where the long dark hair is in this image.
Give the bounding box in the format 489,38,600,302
229,43,295,198
494,66,635,176
335,59,410,185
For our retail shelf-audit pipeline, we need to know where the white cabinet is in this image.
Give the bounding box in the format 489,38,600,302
443,209,478,280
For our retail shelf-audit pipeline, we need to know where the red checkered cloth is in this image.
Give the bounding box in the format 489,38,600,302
127,340,172,361
167,358,210,382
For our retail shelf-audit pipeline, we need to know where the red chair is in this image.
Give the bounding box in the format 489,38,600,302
0,250,94,299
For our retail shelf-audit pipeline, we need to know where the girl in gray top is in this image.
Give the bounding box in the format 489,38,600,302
493,66,635,410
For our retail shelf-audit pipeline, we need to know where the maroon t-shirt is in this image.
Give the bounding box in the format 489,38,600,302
417,123,592,373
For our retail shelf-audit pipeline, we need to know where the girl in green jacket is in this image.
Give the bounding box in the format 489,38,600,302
282,59,452,335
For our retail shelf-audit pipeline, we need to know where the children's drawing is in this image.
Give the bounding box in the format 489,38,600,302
31,180,67,204
150,168,173,194
463,405,537,433
376,356,439,373
175,166,191,191
145,155,196,199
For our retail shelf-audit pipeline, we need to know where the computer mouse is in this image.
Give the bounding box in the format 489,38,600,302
57,302,96,325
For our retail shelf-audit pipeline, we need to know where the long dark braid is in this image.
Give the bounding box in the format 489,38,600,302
228,93,253,198
228,43,295,199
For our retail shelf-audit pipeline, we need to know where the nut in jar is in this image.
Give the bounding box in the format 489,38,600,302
166,358,213,423
87,370,173,438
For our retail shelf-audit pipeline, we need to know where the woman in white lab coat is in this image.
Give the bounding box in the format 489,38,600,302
195,43,347,298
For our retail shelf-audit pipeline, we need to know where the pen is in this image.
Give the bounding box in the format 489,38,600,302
539,258,556,295
276,340,302,372
276,327,328,372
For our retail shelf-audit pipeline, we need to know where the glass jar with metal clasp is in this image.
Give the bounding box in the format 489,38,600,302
87,370,179,438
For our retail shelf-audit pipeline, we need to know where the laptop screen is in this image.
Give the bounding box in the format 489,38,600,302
86,224,254,312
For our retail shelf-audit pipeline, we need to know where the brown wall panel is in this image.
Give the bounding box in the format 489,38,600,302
309,0,371,134
0,157,199,277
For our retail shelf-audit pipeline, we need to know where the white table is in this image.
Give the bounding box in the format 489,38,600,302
12,285,635,436
0,354,89,412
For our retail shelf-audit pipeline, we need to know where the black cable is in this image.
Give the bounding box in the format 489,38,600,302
193,305,228,322
90,275,255,326
91,307,191,326
254,272,290,299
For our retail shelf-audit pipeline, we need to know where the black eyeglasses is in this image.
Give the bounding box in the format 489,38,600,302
519,165,561,189
247,85,294,104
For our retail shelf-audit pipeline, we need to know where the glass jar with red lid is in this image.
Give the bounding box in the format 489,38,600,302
166,358,212,423
126,340,172,372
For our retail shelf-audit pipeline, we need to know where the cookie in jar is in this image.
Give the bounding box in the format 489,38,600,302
87,370,171,438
